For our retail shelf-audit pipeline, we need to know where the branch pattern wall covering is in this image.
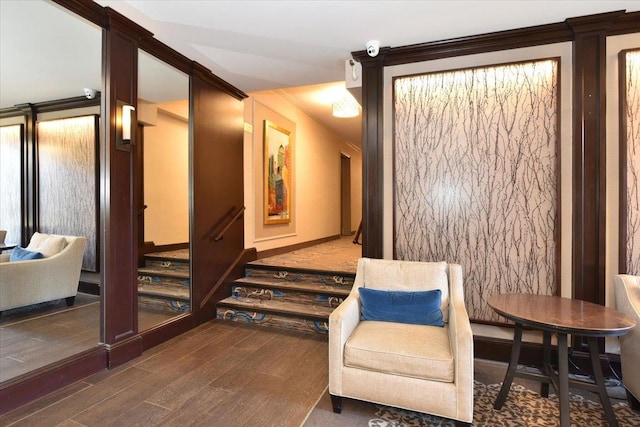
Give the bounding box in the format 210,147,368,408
38,116,97,271
625,51,640,275
393,60,558,322
0,125,23,245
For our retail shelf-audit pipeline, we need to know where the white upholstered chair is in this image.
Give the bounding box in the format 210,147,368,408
329,258,474,425
0,233,86,315
613,274,640,411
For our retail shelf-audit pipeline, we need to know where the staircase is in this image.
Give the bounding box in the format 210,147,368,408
216,262,355,334
137,251,190,313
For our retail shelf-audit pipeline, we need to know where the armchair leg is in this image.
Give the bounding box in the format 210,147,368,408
330,394,343,413
455,422,471,427
65,296,76,307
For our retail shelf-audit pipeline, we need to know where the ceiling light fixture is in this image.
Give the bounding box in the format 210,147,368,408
332,92,360,118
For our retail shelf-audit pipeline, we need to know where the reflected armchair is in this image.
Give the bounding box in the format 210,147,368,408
329,258,474,425
613,274,640,410
0,233,86,315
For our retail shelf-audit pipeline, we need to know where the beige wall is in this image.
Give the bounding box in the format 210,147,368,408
243,91,362,252
143,104,189,246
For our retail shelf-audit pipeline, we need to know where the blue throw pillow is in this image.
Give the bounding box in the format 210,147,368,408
359,287,444,326
10,246,44,262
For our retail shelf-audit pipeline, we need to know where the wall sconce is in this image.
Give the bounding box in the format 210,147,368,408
332,92,360,118
116,100,135,149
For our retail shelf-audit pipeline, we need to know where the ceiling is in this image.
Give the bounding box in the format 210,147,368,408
2,1,639,147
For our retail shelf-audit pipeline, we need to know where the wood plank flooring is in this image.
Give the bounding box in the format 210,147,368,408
0,303,100,383
0,320,329,427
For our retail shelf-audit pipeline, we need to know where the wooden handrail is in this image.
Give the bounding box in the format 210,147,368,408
211,206,245,242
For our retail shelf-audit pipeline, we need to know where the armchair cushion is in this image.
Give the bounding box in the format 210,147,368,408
345,320,454,382
26,232,67,257
359,287,444,326
10,247,44,261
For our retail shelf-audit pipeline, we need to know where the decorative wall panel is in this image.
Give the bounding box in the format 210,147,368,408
37,115,98,271
393,60,559,322
624,50,640,275
0,124,23,245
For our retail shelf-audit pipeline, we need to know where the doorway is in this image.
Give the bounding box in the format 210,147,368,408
341,153,351,236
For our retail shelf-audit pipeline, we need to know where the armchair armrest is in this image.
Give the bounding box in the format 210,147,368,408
0,253,10,263
447,264,474,418
329,292,361,394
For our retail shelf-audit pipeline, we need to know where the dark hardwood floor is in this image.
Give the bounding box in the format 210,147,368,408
0,320,329,426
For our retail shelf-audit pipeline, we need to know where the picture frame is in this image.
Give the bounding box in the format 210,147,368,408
264,120,292,225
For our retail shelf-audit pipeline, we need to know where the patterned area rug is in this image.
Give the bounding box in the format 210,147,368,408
304,382,640,426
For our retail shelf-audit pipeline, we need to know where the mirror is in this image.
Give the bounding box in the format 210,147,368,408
0,0,102,383
136,49,191,331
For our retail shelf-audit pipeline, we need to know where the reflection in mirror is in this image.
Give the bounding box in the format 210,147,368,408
137,49,191,331
0,0,101,384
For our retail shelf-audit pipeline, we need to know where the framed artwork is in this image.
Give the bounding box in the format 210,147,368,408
264,120,292,224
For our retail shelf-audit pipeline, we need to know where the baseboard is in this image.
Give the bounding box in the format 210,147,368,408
78,281,100,295
0,346,107,415
257,235,341,259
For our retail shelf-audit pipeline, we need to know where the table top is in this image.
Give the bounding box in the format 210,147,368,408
0,243,16,251
488,293,636,337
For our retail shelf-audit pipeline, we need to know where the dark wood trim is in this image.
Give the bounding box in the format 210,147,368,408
192,62,247,101
0,347,107,416
101,16,139,346
619,49,629,274
105,335,143,369
103,7,153,41
78,281,101,295
356,50,388,259
609,11,640,35
370,22,572,67
139,35,192,76
199,248,257,310
257,235,340,259
567,14,612,311
618,48,640,273
140,313,198,351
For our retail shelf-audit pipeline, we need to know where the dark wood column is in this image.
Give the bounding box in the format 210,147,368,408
567,12,623,307
14,104,37,245
567,12,624,353
354,50,388,259
100,8,152,367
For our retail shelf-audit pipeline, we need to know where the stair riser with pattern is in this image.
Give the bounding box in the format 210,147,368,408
137,254,191,313
216,264,355,334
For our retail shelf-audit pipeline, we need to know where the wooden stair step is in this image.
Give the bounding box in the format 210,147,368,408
138,285,189,301
234,277,351,297
138,267,189,280
144,251,190,263
217,297,333,321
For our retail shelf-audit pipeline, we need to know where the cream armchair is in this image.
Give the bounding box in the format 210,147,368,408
613,274,640,410
329,258,474,425
0,234,86,315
